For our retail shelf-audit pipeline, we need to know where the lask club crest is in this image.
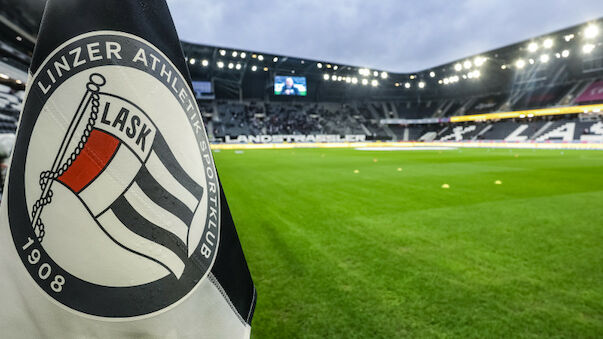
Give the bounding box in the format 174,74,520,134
7,31,220,318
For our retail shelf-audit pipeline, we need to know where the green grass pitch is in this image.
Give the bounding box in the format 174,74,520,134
212,147,603,338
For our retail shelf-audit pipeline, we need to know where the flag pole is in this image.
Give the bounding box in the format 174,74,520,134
30,73,106,241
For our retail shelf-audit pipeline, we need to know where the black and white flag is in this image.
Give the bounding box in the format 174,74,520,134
0,0,256,337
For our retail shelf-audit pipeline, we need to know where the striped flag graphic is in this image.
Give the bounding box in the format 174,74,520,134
54,94,204,279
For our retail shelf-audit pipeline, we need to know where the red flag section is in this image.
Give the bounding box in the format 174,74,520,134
58,129,119,193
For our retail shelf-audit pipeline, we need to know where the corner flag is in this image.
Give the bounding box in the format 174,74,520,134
0,0,256,337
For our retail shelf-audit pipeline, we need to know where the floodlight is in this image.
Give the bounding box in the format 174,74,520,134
429,71,435,77
189,58,196,65
527,42,538,52
539,54,549,63
251,65,258,71
228,62,234,69
404,82,411,88
418,81,425,88
362,78,368,85
258,55,264,61
317,63,323,68
543,38,553,48
371,79,378,87
381,72,388,79
201,59,209,66
584,24,599,39
561,49,570,58
583,44,595,54
217,61,224,68
515,59,525,68
463,60,472,69
454,63,462,71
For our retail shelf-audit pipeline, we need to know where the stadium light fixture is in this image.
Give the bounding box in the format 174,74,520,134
527,42,538,52
473,70,481,78
217,61,224,68
394,82,400,87
333,65,339,70
358,68,369,76
317,63,323,68
462,74,467,79
258,55,264,61
251,65,258,71
273,57,278,62
409,75,416,80
515,59,525,68
337,76,343,81
326,64,332,68
323,73,329,80
235,63,242,70
404,82,411,88
501,64,507,69
371,79,378,87
219,49,226,56
381,72,388,79
528,58,535,64
474,56,486,67
16,79,22,84
351,77,358,84
463,60,472,69
564,34,574,42
582,43,595,54
438,79,443,84
189,58,196,65
345,77,351,83
555,53,561,59
228,62,234,69
429,71,436,78
232,51,238,57
16,36,22,41
372,71,378,77
240,52,246,58
362,78,368,85
539,54,550,63
418,81,425,89
263,67,268,71
331,75,337,81
454,63,462,71
543,38,554,49
201,59,209,67
584,24,599,39
0,73,8,79
561,49,570,58
443,78,449,85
